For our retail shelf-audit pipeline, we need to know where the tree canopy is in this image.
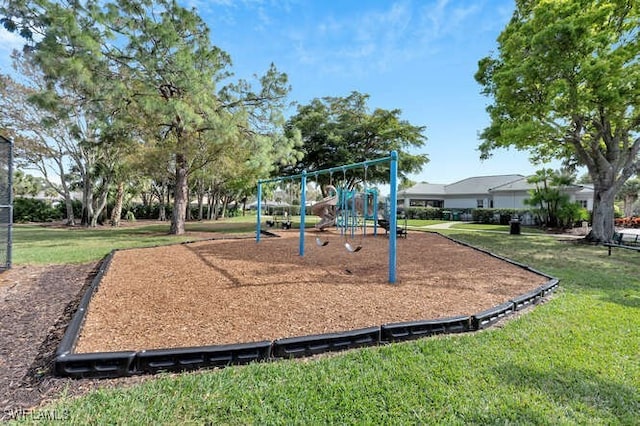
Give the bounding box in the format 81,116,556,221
1,0,300,233
475,0,640,241
283,91,428,192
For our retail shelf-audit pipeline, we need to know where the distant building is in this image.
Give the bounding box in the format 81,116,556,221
398,175,594,211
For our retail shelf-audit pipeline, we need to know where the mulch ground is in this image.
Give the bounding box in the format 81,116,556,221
1,230,549,417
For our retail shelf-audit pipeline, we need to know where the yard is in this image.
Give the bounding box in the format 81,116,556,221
1,220,638,424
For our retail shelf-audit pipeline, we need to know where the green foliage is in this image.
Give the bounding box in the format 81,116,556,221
472,208,529,224
1,0,300,234
13,197,61,222
283,91,428,190
12,171,48,197
404,207,443,220
524,169,578,228
475,0,640,241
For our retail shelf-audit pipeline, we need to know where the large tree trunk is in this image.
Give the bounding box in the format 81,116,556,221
81,177,93,227
57,174,76,226
158,179,167,221
170,153,188,235
587,184,616,242
90,181,110,227
110,181,125,227
623,195,637,218
196,179,205,221
63,197,76,226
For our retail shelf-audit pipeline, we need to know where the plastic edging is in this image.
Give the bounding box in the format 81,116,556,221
55,351,137,378
539,278,560,296
55,251,115,359
135,341,273,374
472,301,516,330
272,327,380,358
510,288,543,311
381,316,471,343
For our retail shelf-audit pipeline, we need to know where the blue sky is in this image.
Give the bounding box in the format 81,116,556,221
190,0,560,184
0,0,560,184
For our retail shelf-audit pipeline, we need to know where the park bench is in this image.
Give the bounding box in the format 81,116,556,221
377,219,407,238
603,232,640,255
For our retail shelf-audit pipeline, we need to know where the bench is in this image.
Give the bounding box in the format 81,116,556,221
377,219,407,238
603,232,640,255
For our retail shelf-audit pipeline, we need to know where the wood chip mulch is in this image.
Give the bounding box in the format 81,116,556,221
76,231,547,352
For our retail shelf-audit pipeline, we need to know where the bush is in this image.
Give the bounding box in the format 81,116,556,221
472,208,530,224
129,204,162,220
14,198,62,222
404,207,443,220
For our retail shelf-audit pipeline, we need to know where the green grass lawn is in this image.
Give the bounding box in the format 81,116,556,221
11,224,640,424
448,222,546,233
12,221,255,264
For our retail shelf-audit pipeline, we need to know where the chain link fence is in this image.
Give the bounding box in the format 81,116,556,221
0,135,13,270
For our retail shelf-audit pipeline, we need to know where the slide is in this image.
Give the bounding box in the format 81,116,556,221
312,185,338,230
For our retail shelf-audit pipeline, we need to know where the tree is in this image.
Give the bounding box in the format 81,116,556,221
283,91,428,193
13,170,43,197
617,178,640,217
475,0,640,242
524,169,577,228
2,0,299,234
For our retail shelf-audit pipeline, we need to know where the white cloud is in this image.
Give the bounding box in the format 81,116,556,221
0,27,25,74
0,26,24,54
287,1,419,77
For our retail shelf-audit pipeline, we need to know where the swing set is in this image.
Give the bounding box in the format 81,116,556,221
256,151,399,284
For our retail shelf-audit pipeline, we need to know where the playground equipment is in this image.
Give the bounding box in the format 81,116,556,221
264,183,293,229
312,185,338,231
257,151,399,283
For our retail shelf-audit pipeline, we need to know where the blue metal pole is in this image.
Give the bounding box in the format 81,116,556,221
389,151,398,284
256,182,262,243
300,172,306,256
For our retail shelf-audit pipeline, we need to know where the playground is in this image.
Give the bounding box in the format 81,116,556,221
74,230,548,354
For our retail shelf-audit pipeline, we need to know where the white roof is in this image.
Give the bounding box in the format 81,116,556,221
445,175,524,194
398,183,446,196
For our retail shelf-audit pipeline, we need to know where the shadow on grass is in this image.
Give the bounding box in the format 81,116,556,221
491,363,639,423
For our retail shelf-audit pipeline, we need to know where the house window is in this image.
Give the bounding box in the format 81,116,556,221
410,199,443,208
477,199,484,208
578,200,588,208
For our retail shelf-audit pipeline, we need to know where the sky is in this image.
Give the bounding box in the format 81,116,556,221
0,0,561,185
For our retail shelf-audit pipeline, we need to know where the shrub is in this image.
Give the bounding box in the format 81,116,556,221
14,198,62,222
405,207,442,220
472,208,531,224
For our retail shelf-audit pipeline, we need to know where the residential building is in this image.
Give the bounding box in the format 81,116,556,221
398,174,594,211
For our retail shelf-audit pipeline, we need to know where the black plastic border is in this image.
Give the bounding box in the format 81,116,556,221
381,315,471,342
135,341,273,374
54,233,560,378
272,327,380,358
472,301,516,330
55,251,116,360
